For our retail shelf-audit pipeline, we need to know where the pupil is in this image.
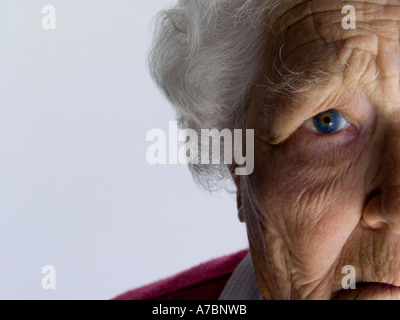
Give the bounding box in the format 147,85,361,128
322,115,332,125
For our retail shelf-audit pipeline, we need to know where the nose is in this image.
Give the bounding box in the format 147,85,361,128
362,187,400,234
362,129,400,234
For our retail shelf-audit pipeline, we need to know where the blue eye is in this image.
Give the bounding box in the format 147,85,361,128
305,109,350,134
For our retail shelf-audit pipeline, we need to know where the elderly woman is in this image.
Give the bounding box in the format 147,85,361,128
118,0,400,300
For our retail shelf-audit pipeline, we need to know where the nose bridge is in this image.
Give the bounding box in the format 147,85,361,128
381,128,400,224
381,126,400,190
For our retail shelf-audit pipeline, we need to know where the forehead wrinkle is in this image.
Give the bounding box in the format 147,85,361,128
271,0,343,39
268,0,400,70
269,0,400,49
266,7,345,80
268,0,394,42
273,0,400,24
278,19,397,68
264,0,400,99
272,11,392,69
264,39,346,102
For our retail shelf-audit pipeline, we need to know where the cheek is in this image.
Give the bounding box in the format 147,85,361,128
252,138,368,271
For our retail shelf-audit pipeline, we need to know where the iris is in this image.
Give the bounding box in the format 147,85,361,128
312,110,348,134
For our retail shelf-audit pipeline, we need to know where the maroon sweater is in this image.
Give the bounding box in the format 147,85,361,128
114,249,249,300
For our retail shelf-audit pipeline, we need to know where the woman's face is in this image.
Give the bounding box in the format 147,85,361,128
246,0,400,300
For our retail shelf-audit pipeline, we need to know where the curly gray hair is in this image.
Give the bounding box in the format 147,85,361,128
148,0,286,189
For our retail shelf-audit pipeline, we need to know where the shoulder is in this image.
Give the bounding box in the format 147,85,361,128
113,249,249,300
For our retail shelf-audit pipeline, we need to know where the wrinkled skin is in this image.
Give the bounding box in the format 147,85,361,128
243,0,400,300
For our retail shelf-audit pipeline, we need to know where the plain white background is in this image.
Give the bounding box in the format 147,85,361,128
0,0,248,299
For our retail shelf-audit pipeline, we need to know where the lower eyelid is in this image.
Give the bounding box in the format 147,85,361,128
295,123,359,147
281,126,361,165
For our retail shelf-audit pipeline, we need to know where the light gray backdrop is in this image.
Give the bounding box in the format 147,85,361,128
0,0,248,299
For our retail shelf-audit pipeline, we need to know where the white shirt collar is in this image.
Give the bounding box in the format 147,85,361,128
219,253,263,300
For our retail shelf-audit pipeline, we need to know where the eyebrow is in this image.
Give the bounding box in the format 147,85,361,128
271,39,347,90
258,40,348,131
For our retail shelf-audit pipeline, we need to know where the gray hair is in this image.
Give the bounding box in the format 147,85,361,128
148,0,285,190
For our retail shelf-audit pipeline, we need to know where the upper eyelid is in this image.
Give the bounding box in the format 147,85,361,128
268,99,363,145
307,109,351,123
